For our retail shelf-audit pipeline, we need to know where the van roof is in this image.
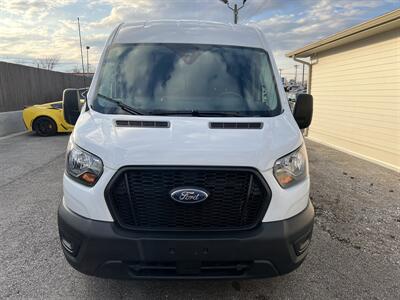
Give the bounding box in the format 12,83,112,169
113,20,266,49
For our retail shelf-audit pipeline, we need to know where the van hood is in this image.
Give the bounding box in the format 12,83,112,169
72,111,302,171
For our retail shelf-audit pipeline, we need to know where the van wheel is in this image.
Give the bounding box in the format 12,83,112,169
33,117,57,136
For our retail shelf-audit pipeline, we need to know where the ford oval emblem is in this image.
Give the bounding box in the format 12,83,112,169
170,187,209,204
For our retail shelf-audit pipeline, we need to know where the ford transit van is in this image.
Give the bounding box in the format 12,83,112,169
58,20,314,279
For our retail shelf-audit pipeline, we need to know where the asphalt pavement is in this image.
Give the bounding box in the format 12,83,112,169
0,133,399,299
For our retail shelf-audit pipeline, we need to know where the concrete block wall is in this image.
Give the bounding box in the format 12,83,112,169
0,111,25,137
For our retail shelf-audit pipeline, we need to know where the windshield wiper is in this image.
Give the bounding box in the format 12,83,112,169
96,93,144,115
149,110,244,117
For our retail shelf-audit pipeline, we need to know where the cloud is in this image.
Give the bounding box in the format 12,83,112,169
0,0,397,74
252,0,397,72
3,0,77,20
89,0,284,28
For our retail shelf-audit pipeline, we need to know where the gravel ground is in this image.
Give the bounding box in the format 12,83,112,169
0,133,399,299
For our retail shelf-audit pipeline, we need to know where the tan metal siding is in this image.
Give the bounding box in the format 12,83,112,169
308,28,400,171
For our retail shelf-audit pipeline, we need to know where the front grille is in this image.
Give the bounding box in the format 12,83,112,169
105,167,271,231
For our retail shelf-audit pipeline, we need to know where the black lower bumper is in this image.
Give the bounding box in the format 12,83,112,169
58,201,314,279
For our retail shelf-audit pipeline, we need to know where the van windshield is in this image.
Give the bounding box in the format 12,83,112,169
93,44,282,117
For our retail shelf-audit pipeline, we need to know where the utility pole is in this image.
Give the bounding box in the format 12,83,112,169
77,17,86,85
220,0,247,24
294,64,299,83
86,46,90,74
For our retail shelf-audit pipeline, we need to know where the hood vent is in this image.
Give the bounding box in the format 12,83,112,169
115,120,170,128
209,122,263,129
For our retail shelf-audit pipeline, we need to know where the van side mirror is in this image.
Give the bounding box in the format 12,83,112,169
63,89,81,125
293,94,313,129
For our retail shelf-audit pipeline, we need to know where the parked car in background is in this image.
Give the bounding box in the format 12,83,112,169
22,88,87,136
285,84,307,112
287,92,297,112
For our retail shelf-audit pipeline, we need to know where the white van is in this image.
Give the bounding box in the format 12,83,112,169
58,20,314,279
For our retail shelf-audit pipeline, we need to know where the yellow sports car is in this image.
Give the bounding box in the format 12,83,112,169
22,89,87,136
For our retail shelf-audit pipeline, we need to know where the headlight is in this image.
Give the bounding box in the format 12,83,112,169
273,144,308,188
66,142,103,186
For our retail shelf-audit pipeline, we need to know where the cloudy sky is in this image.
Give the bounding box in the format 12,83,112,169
0,0,398,78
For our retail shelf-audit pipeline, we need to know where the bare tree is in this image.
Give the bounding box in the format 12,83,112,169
36,56,60,70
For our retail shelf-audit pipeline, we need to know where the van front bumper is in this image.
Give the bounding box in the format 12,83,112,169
58,201,314,279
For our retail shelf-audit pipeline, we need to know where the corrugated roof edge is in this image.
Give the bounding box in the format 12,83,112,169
286,8,400,58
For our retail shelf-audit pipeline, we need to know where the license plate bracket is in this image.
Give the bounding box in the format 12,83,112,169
176,261,201,275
